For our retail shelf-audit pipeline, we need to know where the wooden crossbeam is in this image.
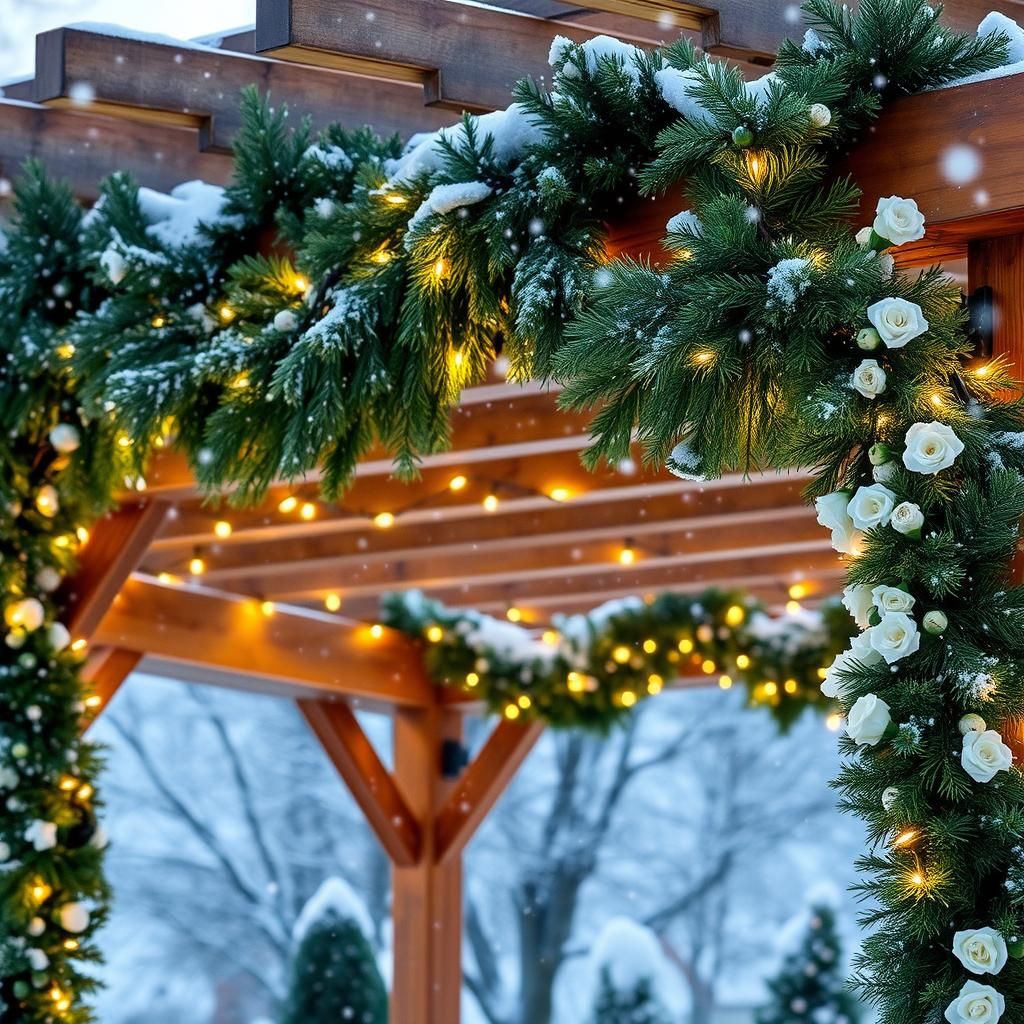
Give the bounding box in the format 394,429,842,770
32,26,456,151
298,698,421,865
434,719,544,863
60,500,169,638
93,575,435,707
254,0,674,112
80,647,141,725
0,99,233,200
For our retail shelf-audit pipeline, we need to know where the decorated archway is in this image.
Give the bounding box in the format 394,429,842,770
3,2,1024,1023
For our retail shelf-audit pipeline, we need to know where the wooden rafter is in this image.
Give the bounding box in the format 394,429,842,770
33,26,457,151
298,698,421,865
80,647,142,724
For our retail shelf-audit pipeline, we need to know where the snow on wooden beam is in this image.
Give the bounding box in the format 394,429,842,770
92,575,436,707
32,25,456,152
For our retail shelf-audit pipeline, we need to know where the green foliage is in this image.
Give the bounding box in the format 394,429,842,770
382,588,852,731
756,904,861,1024
279,915,387,1024
588,967,670,1024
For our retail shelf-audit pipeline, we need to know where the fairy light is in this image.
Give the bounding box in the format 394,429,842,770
719,674,733,690
826,712,843,731
293,275,308,292
789,582,808,600
433,258,449,279
449,474,468,492
374,512,395,529
620,690,637,708
784,678,798,694
278,495,298,514
84,695,103,709
542,630,559,646
299,502,316,521
219,304,236,323
260,600,275,617
231,373,250,390
786,599,802,614
612,645,631,664
70,638,88,653
701,658,716,674
642,638,657,654
518,695,532,709
618,544,636,566
930,393,944,408
892,828,919,849
426,625,444,643
725,604,746,627
647,674,663,694
678,637,694,654
151,314,166,328
369,624,384,640
59,775,78,792
567,671,586,693
763,680,779,697
549,487,571,502
504,703,520,720
188,554,206,576
30,879,52,903
506,606,523,623
466,672,480,687
76,526,90,544
736,653,751,670
157,572,179,585
692,350,715,366
77,783,93,801
745,149,767,183
371,246,393,265
483,494,499,512
974,363,991,378
63,939,79,952
324,593,342,612
214,520,232,539
384,192,408,206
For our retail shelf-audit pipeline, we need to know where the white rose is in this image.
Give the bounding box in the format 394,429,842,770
0,766,17,789
873,195,926,246
962,729,1013,783
5,598,45,632
944,981,1005,1024
878,253,895,278
891,501,924,535
871,585,915,614
273,309,299,333
842,584,875,629
27,948,49,972
867,297,929,348
0,840,9,862
846,693,891,746
953,928,1008,976
48,424,81,454
960,713,986,735
903,421,964,475
36,566,62,592
851,358,887,398
48,622,71,653
809,102,832,127
869,611,920,664
821,633,882,698
25,819,58,851
855,226,873,248
847,484,897,530
59,902,91,934
815,491,862,554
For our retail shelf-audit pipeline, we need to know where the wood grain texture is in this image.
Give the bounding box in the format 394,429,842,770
298,698,421,865
93,576,434,706
33,26,456,152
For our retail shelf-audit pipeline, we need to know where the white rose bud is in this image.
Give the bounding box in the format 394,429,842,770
962,729,1013,783
809,102,832,127
953,929,1008,976
0,766,16,789
25,819,58,851
923,609,948,634
815,491,862,555
960,713,987,735
872,585,915,614
59,902,91,934
855,226,873,249
91,824,110,850
890,501,924,536
27,948,49,972
873,461,898,483
869,611,921,664
869,443,891,466
903,421,964,475
842,584,875,629
27,917,45,937
99,247,127,285
878,253,895,278
0,840,10,862
821,633,882,699
857,326,882,350
944,980,1005,1024
5,597,45,632
48,424,81,454
273,309,299,333
873,196,926,246
846,693,892,746
881,785,900,811
48,622,71,653
847,484,897,530
851,358,887,398
867,297,930,348
35,566,62,592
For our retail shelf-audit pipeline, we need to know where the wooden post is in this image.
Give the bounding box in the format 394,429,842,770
392,704,464,1024
967,232,1024,755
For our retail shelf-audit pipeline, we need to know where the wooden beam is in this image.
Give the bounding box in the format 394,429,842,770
298,698,421,865
92,575,435,707
80,646,141,725
33,26,456,150
0,99,233,200
60,500,169,637
255,0,660,112
392,704,464,1024
434,719,544,864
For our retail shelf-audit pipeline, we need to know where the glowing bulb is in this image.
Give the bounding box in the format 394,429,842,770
549,487,571,502
612,645,631,664
893,829,919,848
930,393,944,408
784,678,798,694
214,520,232,539
975,364,991,377
483,494,499,512
426,625,444,643
188,555,206,576
678,637,694,654
517,695,532,709
260,600,275,617
70,638,88,653
567,672,586,693
642,638,657,654
620,690,637,707
504,703,520,720
371,246,393,265
278,496,298,513
724,604,745,627
786,600,802,614
385,192,407,206
369,624,384,639
157,572,178,585
826,712,843,731
910,871,925,887
84,695,102,709
63,939,79,952
374,512,395,529
232,374,250,390
293,275,308,292
449,474,468,492
30,879,52,903
506,606,522,623
76,526,89,544
324,593,341,612
719,674,733,690
219,304,235,323
736,654,751,670
701,659,716,674
466,672,480,687
618,546,636,566
542,630,559,646
59,775,78,791
788,582,808,600
647,674,663,694
299,502,316,521
433,258,449,279
151,314,166,328
745,149,767,182
693,350,715,365
77,784,93,800
763,680,778,697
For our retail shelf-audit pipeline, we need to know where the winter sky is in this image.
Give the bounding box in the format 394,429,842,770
0,0,256,79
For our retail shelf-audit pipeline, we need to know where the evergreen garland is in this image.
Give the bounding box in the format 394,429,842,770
0,1,1019,1021
383,588,852,730
756,903,861,1024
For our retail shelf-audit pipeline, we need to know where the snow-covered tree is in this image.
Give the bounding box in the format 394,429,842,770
585,919,670,1024
279,878,387,1024
756,902,860,1024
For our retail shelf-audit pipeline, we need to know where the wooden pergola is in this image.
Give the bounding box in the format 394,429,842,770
8,1,1024,1019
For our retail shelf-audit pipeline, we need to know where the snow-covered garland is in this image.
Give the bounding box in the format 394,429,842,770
383,588,853,731
1,0,1023,1020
